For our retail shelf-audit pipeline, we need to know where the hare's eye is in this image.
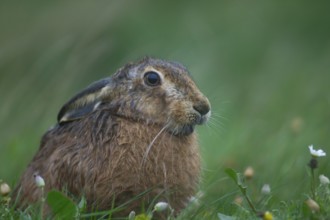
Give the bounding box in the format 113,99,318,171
144,71,161,86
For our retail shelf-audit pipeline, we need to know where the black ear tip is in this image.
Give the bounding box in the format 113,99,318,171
56,78,112,124
58,100,104,124
57,107,66,122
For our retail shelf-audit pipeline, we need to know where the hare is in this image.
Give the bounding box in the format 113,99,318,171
13,57,211,216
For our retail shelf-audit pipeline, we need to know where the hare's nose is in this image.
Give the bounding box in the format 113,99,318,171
193,102,210,116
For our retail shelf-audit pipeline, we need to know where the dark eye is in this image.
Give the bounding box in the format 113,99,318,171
144,71,161,86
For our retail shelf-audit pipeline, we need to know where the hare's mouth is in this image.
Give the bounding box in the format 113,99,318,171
169,124,195,136
168,112,210,136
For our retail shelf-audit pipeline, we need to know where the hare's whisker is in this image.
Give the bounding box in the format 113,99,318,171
211,111,228,121
206,120,224,135
141,124,169,167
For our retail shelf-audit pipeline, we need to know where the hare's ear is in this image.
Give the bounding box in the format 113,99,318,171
57,78,113,124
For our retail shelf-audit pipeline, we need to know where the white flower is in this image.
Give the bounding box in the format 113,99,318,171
261,184,271,195
0,182,11,196
154,202,169,212
319,174,330,185
128,211,136,220
308,145,326,157
34,175,45,188
188,196,199,206
305,198,320,212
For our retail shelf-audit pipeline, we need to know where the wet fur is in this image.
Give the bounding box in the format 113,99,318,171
15,111,200,214
13,57,210,216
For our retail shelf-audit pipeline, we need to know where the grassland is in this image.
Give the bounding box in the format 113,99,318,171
1,1,330,219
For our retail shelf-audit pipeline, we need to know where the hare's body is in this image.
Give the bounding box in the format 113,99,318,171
16,111,200,211
13,57,210,216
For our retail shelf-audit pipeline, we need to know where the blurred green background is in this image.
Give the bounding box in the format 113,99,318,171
1,0,329,208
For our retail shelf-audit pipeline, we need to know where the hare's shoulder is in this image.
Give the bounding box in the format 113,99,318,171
38,111,118,151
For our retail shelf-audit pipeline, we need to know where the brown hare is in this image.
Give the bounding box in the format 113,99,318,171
13,57,211,217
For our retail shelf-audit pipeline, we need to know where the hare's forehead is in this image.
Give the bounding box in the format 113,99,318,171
158,70,199,98
163,74,198,96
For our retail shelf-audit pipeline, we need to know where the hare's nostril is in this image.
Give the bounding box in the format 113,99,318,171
193,103,210,116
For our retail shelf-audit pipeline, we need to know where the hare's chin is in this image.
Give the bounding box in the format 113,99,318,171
169,124,195,136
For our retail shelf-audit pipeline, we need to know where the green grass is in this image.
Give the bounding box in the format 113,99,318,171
1,1,330,219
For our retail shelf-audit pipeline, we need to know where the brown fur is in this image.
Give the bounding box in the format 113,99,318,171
13,57,210,217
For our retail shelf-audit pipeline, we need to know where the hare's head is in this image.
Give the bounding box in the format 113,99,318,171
58,57,210,136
